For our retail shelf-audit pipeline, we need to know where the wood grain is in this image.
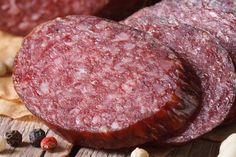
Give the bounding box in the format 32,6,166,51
0,116,222,157
0,116,71,157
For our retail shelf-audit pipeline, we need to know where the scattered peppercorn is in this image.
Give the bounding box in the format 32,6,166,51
40,137,57,151
29,129,46,147
5,130,22,147
0,136,6,152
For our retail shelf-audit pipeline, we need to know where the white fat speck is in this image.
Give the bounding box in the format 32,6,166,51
122,83,132,93
115,105,123,111
76,117,82,125
192,16,197,21
72,35,80,40
51,114,56,121
55,35,61,40
111,122,119,129
54,58,62,65
40,82,49,94
41,41,47,47
95,21,107,29
19,22,29,30
78,24,91,31
100,126,108,132
124,43,135,50
140,106,146,114
92,116,100,124
114,32,130,41
216,31,229,42
168,53,176,59
47,104,52,111
80,84,94,94
31,14,40,20
1,4,8,10
209,11,218,17
121,57,132,63
75,68,87,79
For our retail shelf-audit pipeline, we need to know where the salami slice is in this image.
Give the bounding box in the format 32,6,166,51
185,0,236,15
0,0,109,36
13,16,201,148
126,1,236,66
123,16,236,144
163,0,236,14
168,0,236,124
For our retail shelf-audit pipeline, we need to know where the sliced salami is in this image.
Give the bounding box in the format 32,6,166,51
126,1,236,66
163,0,236,15
0,0,109,36
188,0,236,15
169,0,236,124
13,16,201,148
123,16,236,144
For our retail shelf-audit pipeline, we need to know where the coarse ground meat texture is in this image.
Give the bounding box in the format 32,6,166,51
180,0,236,15
126,1,236,67
163,0,236,15
13,15,201,148
160,0,236,123
171,0,236,124
0,0,109,36
123,15,236,144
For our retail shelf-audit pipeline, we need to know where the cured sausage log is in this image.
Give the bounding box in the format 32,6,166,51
13,16,201,148
0,0,161,36
0,0,109,36
123,15,236,144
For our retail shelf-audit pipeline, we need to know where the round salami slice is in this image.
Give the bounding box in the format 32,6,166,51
123,16,236,144
13,16,201,148
191,0,236,15
168,0,236,124
0,0,109,36
162,0,236,15
126,1,236,66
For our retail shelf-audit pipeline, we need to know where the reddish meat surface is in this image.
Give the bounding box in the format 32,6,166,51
0,0,108,36
124,15,236,144
13,16,201,148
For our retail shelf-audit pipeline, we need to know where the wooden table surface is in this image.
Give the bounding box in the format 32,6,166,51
0,116,221,157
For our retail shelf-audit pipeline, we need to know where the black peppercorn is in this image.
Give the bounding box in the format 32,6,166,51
29,129,46,147
5,130,22,147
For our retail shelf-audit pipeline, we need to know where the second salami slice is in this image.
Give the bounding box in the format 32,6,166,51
13,16,201,148
123,15,236,144
0,0,109,36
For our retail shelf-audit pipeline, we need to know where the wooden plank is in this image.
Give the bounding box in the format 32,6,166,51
0,116,73,157
0,115,222,157
75,139,220,157
0,116,47,157
76,148,130,157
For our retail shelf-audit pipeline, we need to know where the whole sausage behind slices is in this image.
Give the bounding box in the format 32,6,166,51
13,16,201,148
0,0,109,36
123,14,236,144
